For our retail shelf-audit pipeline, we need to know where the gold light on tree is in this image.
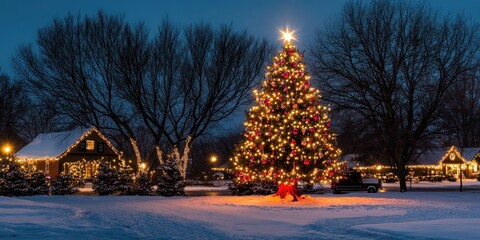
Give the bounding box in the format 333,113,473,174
231,28,342,201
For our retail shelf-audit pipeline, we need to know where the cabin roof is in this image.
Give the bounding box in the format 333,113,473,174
15,127,119,160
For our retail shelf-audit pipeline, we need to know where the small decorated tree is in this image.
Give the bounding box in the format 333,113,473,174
1,161,30,197
134,171,152,196
93,162,118,195
115,160,135,195
28,171,50,195
50,174,79,195
231,29,343,201
157,156,185,197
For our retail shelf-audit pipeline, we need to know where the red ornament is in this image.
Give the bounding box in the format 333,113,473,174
292,129,299,135
292,62,297,67
303,159,310,165
290,139,296,145
304,81,310,88
264,99,270,105
305,118,311,123
287,49,293,55
261,159,267,165
291,150,297,156
313,114,319,121
282,72,290,79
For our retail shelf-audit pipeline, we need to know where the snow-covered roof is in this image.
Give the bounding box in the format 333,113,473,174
414,146,479,165
460,147,480,161
414,148,449,165
15,127,118,160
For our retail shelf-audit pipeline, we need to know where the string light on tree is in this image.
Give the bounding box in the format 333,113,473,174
231,28,343,201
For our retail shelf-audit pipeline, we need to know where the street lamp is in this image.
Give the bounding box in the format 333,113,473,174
3,146,10,154
210,155,217,182
3,145,12,158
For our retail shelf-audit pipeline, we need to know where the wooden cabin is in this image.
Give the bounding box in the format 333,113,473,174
15,127,121,180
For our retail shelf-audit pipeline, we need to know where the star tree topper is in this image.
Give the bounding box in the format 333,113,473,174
280,27,297,42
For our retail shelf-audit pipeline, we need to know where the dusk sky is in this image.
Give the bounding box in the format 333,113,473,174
1,0,480,76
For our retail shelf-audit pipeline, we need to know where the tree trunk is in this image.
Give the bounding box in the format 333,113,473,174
155,145,163,167
180,136,192,178
397,164,408,192
129,138,142,169
276,182,302,201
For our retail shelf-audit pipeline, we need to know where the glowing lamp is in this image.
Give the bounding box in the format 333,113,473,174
3,145,11,154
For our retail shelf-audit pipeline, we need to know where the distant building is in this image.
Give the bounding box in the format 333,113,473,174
15,127,121,180
351,146,480,179
413,146,480,178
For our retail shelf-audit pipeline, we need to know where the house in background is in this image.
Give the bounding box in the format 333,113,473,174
15,127,121,180
353,146,480,180
414,146,480,179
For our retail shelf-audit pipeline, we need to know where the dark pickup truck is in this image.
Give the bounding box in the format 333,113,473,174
331,171,382,193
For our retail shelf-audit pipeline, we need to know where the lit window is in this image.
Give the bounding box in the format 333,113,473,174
86,140,95,150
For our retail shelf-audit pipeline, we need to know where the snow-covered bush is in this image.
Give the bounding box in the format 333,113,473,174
28,171,49,195
134,171,152,195
0,160,30,197
93,162,118,195
115,161,135,195
93,160,137,195
50,174,79,195
156,158,185,197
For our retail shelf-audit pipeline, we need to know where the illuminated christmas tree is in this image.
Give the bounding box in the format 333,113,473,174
231,29,342,201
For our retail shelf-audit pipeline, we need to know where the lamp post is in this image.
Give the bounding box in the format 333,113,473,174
210,155,217,182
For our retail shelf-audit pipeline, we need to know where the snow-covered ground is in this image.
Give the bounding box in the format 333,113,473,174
2,182,480,240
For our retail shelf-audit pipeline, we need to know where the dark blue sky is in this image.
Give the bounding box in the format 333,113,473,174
2,0,480,76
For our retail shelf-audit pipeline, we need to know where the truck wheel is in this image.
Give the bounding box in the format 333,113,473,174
367,187,376,193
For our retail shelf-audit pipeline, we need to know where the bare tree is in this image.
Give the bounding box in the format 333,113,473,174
116,21,272,177
16,98,65,143
115,20,181,168
170,23,271,177
13,12,144,166
312,0,480,191
442,68,480,148
0,71,29,149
